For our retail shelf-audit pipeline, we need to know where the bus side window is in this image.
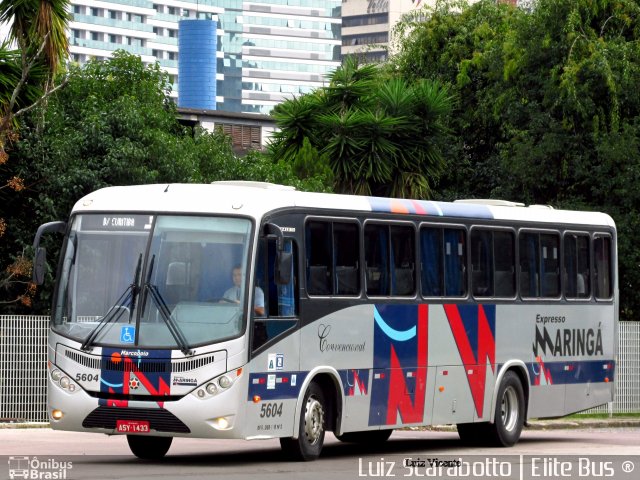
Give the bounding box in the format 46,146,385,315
541,234,560,297
253,237,298,351
444,228,466,296
494,231,515,297
594,235,612,299
333,222,360,295
365,224,389,296
564,233,590,299
306,221,332,295
471,230,493,297
391,225,415,296
420,227,443,296
519,233,540,297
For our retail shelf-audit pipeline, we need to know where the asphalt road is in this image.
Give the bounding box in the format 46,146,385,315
1,427,639,480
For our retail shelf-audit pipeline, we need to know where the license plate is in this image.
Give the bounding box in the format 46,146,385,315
116,420,150,433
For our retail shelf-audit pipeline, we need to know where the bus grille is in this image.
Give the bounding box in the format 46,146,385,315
64,348,219,373
82,406,191,433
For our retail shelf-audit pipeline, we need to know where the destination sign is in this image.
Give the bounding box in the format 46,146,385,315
80,214,153,232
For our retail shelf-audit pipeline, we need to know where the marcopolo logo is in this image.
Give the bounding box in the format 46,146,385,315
8,456,73,479
120,349,149,357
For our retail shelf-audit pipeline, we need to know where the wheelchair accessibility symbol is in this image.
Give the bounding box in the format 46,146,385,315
120,326,135,343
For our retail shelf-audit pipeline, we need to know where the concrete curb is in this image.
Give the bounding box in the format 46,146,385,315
403,417,640,433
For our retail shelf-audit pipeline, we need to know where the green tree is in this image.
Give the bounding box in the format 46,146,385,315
2,51,326,311
390,0,640,318
0,0,71,307
269,56,452,198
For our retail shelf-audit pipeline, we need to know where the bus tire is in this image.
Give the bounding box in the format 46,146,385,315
335,429,392,444
127,435,172,459
487,370,525,447
280,382,326,461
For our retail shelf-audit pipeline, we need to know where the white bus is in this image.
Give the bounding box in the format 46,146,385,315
33,182,617,460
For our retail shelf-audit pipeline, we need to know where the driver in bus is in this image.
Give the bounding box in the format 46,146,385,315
223,265,265,317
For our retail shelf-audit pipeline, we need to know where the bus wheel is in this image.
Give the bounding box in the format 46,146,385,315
127,435,172,459
487,370,525,447
335,429,392,444
280,382,326,461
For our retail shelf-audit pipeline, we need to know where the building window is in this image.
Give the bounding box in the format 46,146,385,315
342,13,389,28
90,8,102,17
217,124,262,150
168,29,177,38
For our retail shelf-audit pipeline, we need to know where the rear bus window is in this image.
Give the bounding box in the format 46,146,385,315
594,235,613,299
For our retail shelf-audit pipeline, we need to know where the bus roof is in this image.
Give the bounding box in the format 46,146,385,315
72,182,615,229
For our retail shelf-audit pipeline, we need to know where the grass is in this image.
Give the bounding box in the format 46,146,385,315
567,412,640,419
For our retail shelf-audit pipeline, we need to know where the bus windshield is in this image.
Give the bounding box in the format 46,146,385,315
53,214,253,349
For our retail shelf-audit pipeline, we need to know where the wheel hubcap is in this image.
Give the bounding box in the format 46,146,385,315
303,396,324,445
501,385,519,432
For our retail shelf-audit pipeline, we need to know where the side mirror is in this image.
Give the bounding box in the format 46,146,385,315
264,222,293,285
32,221,66,285
33,247,47,285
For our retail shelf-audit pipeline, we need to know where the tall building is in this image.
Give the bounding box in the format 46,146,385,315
341,0,431,63
68,1,342,114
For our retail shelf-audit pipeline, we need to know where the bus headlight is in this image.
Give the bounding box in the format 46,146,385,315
49,365,80,393
192,368,242,400
206,383,218,395
218,376,231,389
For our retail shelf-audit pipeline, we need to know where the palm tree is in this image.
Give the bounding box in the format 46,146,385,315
0,0,70,308
269,57,453,199
0,0,71,131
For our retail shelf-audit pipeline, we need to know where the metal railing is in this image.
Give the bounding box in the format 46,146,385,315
0,316,639,423
0,315,49,422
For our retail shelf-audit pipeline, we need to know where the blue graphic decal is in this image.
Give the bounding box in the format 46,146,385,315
339,369,370,396
99,348,172,407
374,306,416,341
248,372,308,401
369,304,428,426
525,359,615,385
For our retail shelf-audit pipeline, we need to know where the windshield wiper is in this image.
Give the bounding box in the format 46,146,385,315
81,254,142,351
142,255,193,356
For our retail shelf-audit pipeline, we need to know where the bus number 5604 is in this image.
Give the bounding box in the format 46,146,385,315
260,402,283,418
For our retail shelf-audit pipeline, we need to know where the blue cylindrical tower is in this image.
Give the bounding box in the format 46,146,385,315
178,19,217,110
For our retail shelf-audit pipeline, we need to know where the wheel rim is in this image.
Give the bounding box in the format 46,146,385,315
501,385,519,432
303,395,324,445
